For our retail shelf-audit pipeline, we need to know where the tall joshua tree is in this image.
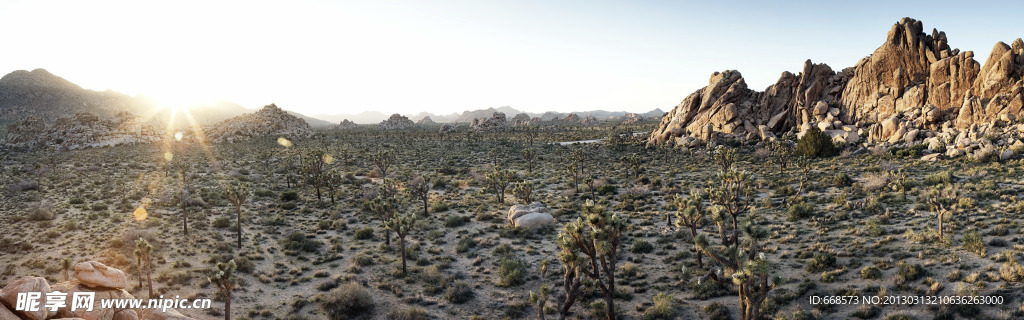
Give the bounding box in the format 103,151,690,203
371,149,395,180
521,148,537,174
301,148,328,202
674,190,706,268
485,165,517,204
134,238,154,299
925,185,959,240
209,260,237,320
559,201,625,320
406,175,432,216
385,210,417,276
223,182,250,248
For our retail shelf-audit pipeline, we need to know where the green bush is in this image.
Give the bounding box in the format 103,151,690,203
962,231,986,256
703,302,731,320
642,292,676,320
806,252,837,272
631,239,654,254
280,191,299,202
597,185,618,196
496,256,526,287
797,128,837,158
787,203,815,221
832,173,852,187
354,227,375,240
895,262,925,282
282,232,321,253
924,171,952,186
860,266,882,280
212,217,231,229
443,215,470,228
320,283,375,319
444,281,474,304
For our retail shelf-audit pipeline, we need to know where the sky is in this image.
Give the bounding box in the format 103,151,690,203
0,0,1022,116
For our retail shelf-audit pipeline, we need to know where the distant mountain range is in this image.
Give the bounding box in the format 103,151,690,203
0,69,663,130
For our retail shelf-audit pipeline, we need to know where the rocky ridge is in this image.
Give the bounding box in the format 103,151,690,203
4,111,160,150
204,104,313,143
650,18,1024,160
471,112,508,132
379,114,415,130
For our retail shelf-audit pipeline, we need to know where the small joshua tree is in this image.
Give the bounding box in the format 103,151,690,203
209,260,237,320
620,153,642,179
713,148,737,172
556,227,585,320
529,284,552,320
223,182,250,248
521,148,538,174
705,169,753,247
767,140,792,177
674,190,706,268
300,148,328,202
406,175,432,216
60,258,72,282
795,156,812,194
385,210,417,277
891,168,908,200
323,168,343,204
134,238,154,298
371,149,395,180
511,181,535,204
559,201,625,320
925,185,959,240
364,181,399,246
485,165,517,204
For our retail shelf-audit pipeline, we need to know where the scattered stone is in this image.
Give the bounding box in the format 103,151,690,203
74,261,127,289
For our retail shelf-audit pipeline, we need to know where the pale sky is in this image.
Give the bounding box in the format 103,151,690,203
0,0,1021,116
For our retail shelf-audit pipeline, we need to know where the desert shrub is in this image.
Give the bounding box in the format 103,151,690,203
280,191,299,202
430,202,449,213
386,307,430,320
597,185,618,196
212,217,231,229
631,239,654,254
352,254,374,267
797,128,837,158
852,305,881,319
832,173,853,188
806,252,837,272
861,266,882,280
924,172,952,186
703,302,731,320
27,206,55,221
895,262,925,282
496,256,526,287
8,180,39,192
443,215,470,228
774,185,795,197
282,232,321,253
642,292,676,320
69,197,85,205
444,281,474,304
787,203,814,221
455,237,476,253
90,203,108,211
998,259,1024,282
280,202,297,210
320,283,375,319
354,227,374,240
962,231,986,256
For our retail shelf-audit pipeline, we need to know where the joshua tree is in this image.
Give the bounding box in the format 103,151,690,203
564,160,583,194
371,149,395,180
559,201,625,320
556,228,585,320
134,238,154,298
323,168,343,204
209,260,237,320
172,161,198,237
891,168,908,200
529,284,551,320
620,153,642,179
713,148,737,172
364,180,400,246
222,182,250,248
485,165,517,204
511,180,534,203
521,148,537,174
60,258,72,281
767,140,792,177
705,169,753,247
694,170,777,320
406,175,432,216
796,156,812,194
385,210,417,277
300,148,328,202
925,185,959,240
673,190,706,268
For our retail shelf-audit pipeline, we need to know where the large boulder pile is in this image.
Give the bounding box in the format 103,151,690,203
506,203,554,230
649,17,1024,159
471,112,507,132
380,114,415,130
416,116,436,126
510,113,532,126
0,261,194,320
4,111,160,150
204,104,313,143
621,113,645,124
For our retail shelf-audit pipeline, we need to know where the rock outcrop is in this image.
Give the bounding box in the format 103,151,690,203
379,114,415,130
471,112,507,132
650,17,1024,157
621,113,645,124
204,104,313,142
337,119,357,129
510,113,532,126
0,262,196,320
506,203,554,230
4,111,159,150
416,116,436,126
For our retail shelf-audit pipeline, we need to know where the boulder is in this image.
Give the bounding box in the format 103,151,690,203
946,148,965,158
921,153,941,161
0,277,51,320
49,281,137,320
507,203,553,230
1000,148,1014,161
74,261,127,289
1,303,20,320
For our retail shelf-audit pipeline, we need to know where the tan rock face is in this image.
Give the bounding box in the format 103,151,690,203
1,300,22,320
0,276,51,320
205,104,314,141
74,261,128,290
50,281,136,320
471,112,508,132
650,18,1024,146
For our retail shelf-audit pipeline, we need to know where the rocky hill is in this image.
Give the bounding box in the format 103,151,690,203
4,111,160,150
650,17,1024,156
0,69,152,123
379,114,415,130
204,104,313,142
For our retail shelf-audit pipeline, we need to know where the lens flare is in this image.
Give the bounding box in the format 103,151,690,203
277,137,292,148
324,154,334,164
174,132,183,141
133,207,148,221
163,151,173,161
